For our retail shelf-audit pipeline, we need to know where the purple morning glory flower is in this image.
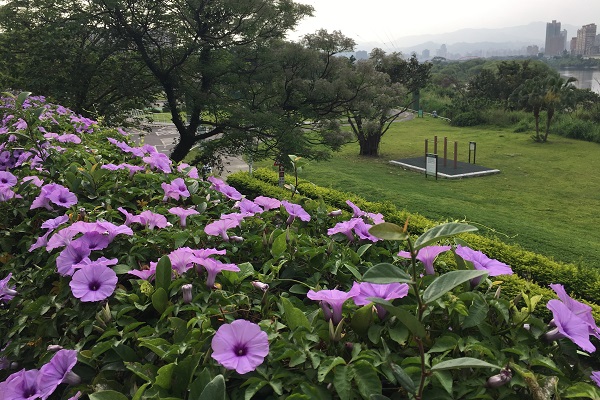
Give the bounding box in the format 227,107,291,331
398,245,452,275
118,207,144,226
72,231,111,251
1,368,42,400
0,186,18,202
45,227,78,251
352,219,380,242
0,273,17,302
454,245,513,278
194,257,240,288
168,207,199,227
69,263,118,302
282,201,311,225
30,183,61,210
328,218,360,241
192,248,227,259
591,371,600,388
128,263,157,281
307,286,360,325
56,134,81,144
161,178,190,201
139,210,169,230
168,247,196,275
235,198,263,215
143,152,172,173
211,319,269,374
41,215,69,230
550,283,600,338
46,185,78,208
56,241,92,276
351,282,409,318
177,163,199,179
38,349,79,397
0,171,17,187
253,196,281,211
204,218,240,241
546,299,596,353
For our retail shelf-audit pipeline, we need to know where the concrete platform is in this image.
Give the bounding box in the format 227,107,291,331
390,157,500,179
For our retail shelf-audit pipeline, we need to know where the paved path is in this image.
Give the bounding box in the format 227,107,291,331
131,123,248,177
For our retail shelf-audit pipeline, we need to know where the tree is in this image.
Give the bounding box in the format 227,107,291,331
341,49,431,157
93,0,318,162
510,73,577,142
0,0,160,125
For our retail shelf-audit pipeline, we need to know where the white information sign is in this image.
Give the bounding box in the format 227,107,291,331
426,153,437,179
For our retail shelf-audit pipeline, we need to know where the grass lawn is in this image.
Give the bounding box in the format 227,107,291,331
262,116,600,267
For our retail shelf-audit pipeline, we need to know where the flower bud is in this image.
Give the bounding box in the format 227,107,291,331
328,209,342,217
545,326,565,342
181,284,193,304
486,368,512,388
63,370,81,386
47,345,63,352
230,235,244,243
251,281,269,292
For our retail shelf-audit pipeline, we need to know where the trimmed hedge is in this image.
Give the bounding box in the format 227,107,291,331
228,168,600,320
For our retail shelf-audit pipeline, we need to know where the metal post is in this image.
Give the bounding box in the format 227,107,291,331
424,139,428,162
434,135,438,155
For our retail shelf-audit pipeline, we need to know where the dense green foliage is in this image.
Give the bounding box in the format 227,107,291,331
3,94,600,399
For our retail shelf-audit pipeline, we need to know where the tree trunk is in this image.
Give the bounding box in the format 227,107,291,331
358,133,381,156
170,129,197,163
544,109,554,143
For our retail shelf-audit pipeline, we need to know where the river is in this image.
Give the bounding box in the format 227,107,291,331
559,69,600,94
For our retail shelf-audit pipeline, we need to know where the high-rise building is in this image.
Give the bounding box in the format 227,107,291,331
545,20,567,56
574,23,597,55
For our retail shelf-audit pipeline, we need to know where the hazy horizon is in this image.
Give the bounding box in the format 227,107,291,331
289,0,600,46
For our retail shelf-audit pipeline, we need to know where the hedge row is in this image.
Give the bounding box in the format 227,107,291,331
227,168,600,319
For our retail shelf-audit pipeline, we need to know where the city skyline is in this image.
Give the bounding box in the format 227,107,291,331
289,0,600,45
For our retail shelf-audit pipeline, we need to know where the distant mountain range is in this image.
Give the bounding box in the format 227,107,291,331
355,21,580,55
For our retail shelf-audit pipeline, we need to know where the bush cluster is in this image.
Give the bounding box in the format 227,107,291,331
2,93,600,400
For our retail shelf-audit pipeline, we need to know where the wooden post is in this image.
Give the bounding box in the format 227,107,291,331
434,135,438,155
443,137,447,167
454,141,458,169
424,139,428,161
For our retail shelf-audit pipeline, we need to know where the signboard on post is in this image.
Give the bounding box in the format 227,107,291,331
426,153,437,180
469,141,477,164
274,161,285,187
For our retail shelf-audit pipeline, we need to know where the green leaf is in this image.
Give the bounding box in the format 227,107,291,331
430,357,501,371
390,363,416,395
433,370,453,395
362,263,413,284
16,91,31,107
132,382,150,400
422,270,489,304
152,287,168,314
271,232,287,258
281,297,310,331
333,365,352,400
357,243,372,257
89,391,129,400
155,256,172,293
414,222,478,250
199,374,226,400
371,298,426,338
350,304,373,336
428,335,459,353
318,356,346,382
352,361,382,398
368,222,409,241
563,382,600,399
223,262,254,284
244,378,268,400
154,363,175,389
461,293,489,329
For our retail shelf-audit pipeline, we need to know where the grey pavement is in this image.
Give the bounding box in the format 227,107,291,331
130,123,249,177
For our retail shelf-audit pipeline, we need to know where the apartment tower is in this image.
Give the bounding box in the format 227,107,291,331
545,20,567,56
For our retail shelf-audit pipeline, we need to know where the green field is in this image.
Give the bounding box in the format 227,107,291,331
268,117,600,267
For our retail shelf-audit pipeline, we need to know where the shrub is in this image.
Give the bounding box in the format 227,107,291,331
2,93,600,400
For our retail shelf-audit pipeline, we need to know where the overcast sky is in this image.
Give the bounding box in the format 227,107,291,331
289,0,600,43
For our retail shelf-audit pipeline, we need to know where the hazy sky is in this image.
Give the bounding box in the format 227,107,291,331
290,0,600,43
